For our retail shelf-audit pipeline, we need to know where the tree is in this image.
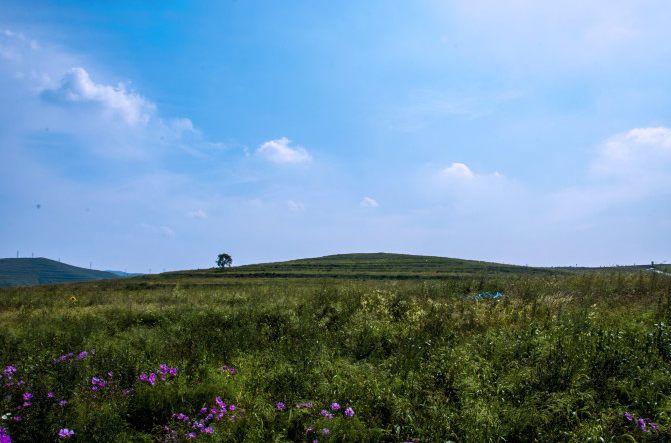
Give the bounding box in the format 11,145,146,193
216,253,233,269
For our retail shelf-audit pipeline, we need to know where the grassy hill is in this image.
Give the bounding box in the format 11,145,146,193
0,257,119,287
162,252,558,283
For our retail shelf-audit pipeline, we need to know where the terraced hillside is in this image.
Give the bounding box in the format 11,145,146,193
161,253,559,283
0,257,119,287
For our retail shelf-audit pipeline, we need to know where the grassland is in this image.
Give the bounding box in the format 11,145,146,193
1,254,671,442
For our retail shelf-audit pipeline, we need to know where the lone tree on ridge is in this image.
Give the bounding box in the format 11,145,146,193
216,253,233,269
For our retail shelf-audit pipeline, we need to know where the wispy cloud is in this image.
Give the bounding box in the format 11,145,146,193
41,67,154,125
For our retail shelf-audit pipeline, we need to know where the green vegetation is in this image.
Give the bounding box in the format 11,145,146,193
165,253,559,282
1,255,671,441
0,258,118,288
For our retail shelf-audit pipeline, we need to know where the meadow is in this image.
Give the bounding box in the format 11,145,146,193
1,256,671,442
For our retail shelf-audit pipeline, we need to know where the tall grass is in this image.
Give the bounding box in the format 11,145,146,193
1,272,670,441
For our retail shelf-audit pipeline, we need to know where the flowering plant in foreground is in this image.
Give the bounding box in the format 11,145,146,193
275,400,357,441
221,365,237,375
138,364,178,385
53,349,95,365
0,426,11,443
164,396,241,441
58,428,75,439
624,412,658,432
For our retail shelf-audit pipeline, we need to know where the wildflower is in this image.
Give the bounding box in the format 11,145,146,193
296,401,314,409
11,416,21,423
58,400,68,407
47,391,55,399
228,405,236,412
202,427,214,434
638,418,647,432
186,432,197,439
330,402,341,411
107,371,113,378
22,393,32,402
76,351,88,360
0,426,11,443
57,428,75,439
344,407,355,417
650,422,659,431
322,428,330,435
305,427,314,434
148,373,157,385
3,366,16,377
222,365,237,375
276,401,286,411
174,413,190,422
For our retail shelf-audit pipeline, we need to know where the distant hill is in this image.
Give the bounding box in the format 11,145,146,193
163,252,559,281
105,270,144,277
0,258,120,287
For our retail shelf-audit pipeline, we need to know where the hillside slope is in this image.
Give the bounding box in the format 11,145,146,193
0,258,119,287
163,252,557,282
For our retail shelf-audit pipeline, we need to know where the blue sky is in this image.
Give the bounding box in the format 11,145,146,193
1,1,671,271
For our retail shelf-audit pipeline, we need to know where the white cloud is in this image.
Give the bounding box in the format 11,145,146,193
360,197,379,208
548,126,671,222
592,127,671,180
187,209,208,219
42,67,154,125
256,137,311,164
440,162,475,180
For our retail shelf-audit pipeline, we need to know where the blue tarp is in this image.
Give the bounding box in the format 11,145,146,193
467,291,504,301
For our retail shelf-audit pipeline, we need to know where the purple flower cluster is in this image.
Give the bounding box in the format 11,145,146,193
276,401,286,411
625,412,658,432
139,364,178,385
57,428,75,439
16,392,33,410
53,349,95,365
168,396,239,440
0,426,11,443
1,365,24,389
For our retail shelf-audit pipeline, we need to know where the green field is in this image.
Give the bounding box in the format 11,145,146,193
1,254,671,441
